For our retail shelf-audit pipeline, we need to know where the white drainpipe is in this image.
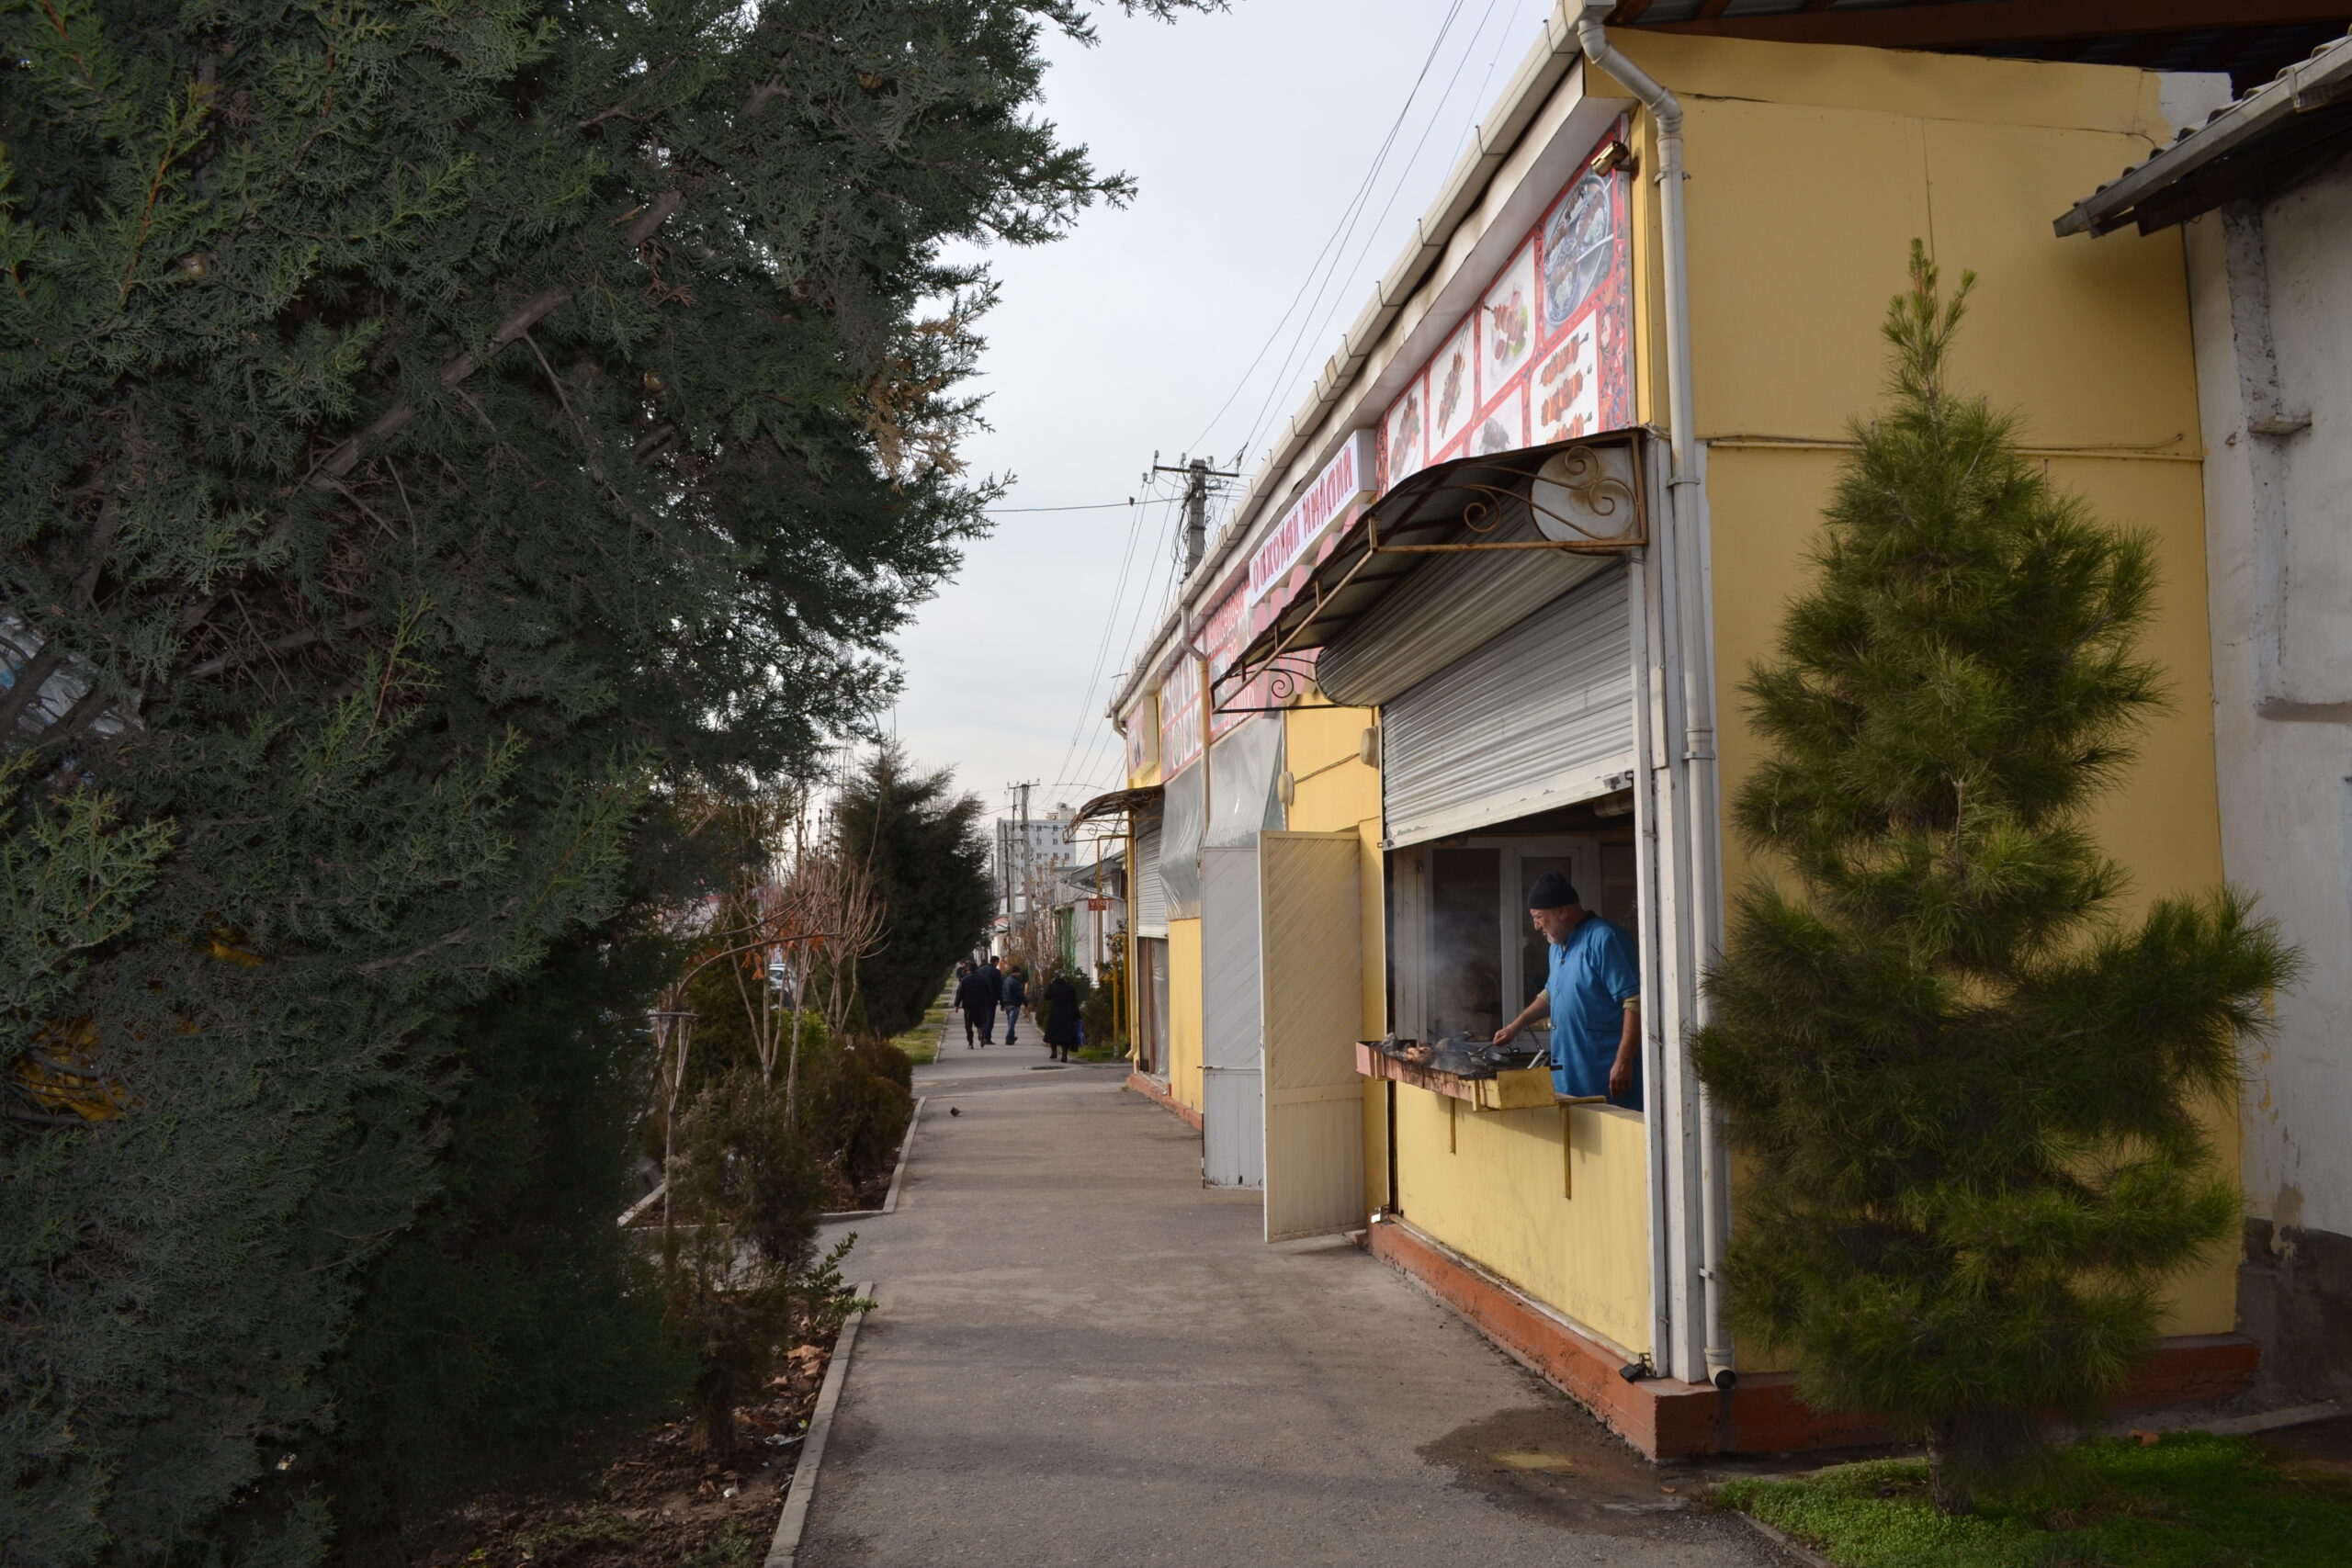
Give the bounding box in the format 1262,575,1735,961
1573,3,1735,1390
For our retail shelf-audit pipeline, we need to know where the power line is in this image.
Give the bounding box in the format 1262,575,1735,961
983,500,1139,514
1183,0,1476,463
1261,0,1516,468
1046,477,1176,796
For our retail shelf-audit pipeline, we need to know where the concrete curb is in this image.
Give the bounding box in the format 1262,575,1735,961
1735,1513,1838,1568
763,1282,876,1568
820,1096,924,1222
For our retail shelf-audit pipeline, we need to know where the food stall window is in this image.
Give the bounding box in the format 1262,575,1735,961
1430,847,1502,1041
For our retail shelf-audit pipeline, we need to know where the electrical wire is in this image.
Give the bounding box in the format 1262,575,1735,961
1233,0,1533,476
1182,0,1475,466
983,500,1140,513
1045,479,1176,796
1221,0,1474,473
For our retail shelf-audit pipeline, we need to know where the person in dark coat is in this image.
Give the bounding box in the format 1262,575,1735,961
1042,970,1081,1062
978,954,1005,1044
954,961,994,1049
1000,963,1029,1044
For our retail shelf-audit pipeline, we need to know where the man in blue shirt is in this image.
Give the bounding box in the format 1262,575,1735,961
1492,872,1642,1109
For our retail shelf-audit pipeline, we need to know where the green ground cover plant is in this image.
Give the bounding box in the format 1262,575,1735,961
889,1003,948,1066
1718,1432,2352,1568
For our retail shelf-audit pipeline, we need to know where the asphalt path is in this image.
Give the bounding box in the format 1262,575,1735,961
801,1032,1777,1568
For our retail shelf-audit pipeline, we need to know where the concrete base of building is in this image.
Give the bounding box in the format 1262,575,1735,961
2240,1217,2352,1406
1366,1213,2260,1460
1123,1069,1202,1132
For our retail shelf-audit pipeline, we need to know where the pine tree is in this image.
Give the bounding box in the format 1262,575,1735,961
1694,246,2298,1514
0,3,1212,1562
831,744,994,1038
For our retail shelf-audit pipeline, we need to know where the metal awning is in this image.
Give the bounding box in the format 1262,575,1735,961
1069,784,1163,833
1212,429,1654,713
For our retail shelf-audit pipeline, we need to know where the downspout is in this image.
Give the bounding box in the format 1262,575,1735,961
1573,4,1735,1391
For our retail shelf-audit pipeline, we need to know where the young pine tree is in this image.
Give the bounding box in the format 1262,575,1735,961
1694,246,2296,1514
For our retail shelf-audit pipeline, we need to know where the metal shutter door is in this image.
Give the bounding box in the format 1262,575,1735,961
1134,819,1167,937
1381,569,1634,847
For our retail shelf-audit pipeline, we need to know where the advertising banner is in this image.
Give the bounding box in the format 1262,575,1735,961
1381,119,1634,491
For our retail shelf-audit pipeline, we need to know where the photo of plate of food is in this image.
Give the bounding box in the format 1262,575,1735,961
1428,320,1477,454
1480,243,1539,391
1544,170,1617,334
1384,378,1426,485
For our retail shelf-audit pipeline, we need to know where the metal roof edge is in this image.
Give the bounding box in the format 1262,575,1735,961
1108,3,1587,725
2056,30,2352,237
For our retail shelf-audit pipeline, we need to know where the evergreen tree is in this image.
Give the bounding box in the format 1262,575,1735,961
0,3,1211,1562
1694,247,2297,1514
311,925,695,1562
832,745,993,1037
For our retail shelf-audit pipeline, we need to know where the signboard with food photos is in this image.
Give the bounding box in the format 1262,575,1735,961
1380,119,1634,491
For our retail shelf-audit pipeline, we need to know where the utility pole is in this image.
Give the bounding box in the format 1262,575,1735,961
1004,779,1036,957
1152,454,1240,579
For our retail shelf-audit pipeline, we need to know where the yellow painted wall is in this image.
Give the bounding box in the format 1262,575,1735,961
1166,917,1203,1112
1606,33,2235,1337
1395,1091,1654,1356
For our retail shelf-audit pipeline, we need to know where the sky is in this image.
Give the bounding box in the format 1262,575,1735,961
881,0,1561,823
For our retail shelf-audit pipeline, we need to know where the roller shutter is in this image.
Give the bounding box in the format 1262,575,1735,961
1134,818,1168,938
1380,568,1634,847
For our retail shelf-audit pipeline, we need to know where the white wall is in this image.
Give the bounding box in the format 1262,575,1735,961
2188,149,2352,1241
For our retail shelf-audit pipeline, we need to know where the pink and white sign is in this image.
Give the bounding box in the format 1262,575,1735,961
1380,118,1634,491
1247,430,1377,607
1158,654,1202,775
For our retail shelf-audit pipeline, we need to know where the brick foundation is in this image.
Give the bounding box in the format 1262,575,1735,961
1124,1070,1203,1131
1365,1214,2259,1458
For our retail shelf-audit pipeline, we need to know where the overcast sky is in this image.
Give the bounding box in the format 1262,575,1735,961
879,0,1559,821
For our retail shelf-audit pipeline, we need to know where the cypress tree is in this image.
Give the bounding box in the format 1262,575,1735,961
831,744,993,1038
1694,247,2297,1513
0,3,1211,1562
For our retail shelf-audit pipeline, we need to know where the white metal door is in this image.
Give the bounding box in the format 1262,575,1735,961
1200,843,1264,1189
1260,831,1365,1241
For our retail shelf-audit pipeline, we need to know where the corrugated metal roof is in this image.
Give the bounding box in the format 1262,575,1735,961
2056,28,2352,235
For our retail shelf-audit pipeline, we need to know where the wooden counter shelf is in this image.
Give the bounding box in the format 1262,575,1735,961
1353,1039,1558,1111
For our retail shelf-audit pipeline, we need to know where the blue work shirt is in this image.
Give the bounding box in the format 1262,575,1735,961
1546,915,1642,1110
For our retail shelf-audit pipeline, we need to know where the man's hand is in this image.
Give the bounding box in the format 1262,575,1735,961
1609,1052,1634,1100
1493,1022,1521,1046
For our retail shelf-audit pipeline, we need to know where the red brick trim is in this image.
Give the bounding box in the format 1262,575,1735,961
1364,1215,2257,1458
1125,1070,1202,1131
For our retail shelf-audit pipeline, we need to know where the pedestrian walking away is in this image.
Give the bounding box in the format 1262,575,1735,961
955,961,996,1050
979,953,1005,1044
1042,969,1080,1062
1001,962,1028,1044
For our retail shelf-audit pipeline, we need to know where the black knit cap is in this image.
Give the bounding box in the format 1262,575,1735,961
1525,872,1579,910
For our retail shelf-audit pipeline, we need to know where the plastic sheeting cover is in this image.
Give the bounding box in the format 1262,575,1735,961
1159,763,1204,919
1206,715,1285,849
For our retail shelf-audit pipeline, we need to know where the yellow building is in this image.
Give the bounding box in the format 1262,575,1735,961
1095,4,2254,1454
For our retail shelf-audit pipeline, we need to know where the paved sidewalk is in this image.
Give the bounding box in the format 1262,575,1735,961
804,1042,1773,1568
